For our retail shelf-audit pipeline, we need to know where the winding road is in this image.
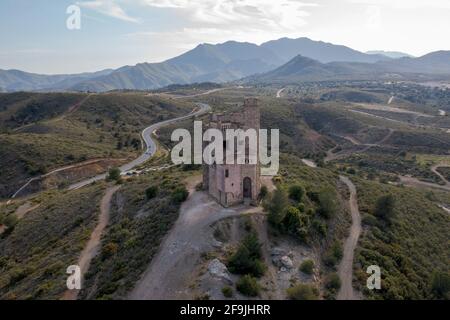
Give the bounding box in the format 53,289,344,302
68,103,211,190
337,176,362,300
10,102,210,198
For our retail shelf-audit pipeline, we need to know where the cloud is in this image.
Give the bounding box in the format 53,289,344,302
79,0,318,39
125,0,318,50
346,0,450,10
77,0,141,23
139,0,317,30
81,0,319,61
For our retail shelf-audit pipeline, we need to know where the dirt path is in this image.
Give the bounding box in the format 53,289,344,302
399,175,450,191
12,95,92,133
430,164,450,186
62,185,121,300
14,202,40,219
57,94,93,121
301,159,317,168
337,176,362,300
155,87,231,99
324,129,394,163
128,190,255,300
388,96,394,105
10,158,126,199
276,87,285,98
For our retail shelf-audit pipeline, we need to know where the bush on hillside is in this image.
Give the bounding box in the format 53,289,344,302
286,284,319,300
299,260,314,275
236,275,260,297
171,186,189,203
289,184,305,202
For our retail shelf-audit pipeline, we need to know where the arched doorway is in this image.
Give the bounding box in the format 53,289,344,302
243,177,252,199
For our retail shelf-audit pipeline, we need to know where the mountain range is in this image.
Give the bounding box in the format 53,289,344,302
1,37,449,92
248,50,450,84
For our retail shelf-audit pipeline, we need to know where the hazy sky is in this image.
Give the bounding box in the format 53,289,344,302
1,0,450,74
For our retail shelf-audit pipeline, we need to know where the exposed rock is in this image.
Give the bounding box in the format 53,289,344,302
211,238,223,248
271,247,286,256
208,259,232,284
280,256,293,269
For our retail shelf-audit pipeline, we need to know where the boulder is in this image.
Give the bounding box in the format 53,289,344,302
280,255,293,269
208,259,232,284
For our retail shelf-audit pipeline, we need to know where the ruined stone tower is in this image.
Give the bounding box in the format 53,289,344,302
203,98,261,207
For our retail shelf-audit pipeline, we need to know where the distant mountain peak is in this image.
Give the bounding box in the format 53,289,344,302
366,50,414,59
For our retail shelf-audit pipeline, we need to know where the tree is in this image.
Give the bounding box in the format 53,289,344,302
374,194,396,223
145,186,158,200
282,206,309,241
227,233,265,277
107,167,121,182
266,188,289,226
289,184,305,202
241,233,262,260
171,186,189,203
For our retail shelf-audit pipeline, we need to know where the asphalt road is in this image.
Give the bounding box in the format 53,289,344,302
68,102,210,190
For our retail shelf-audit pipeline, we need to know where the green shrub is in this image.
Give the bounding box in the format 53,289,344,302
171,186,189,203
298,203,305,212
317,188,337,219
431,271,450,299
182,164,200,171
289,184,305,202
374,194,396,223
221,286,233,298
324,241,343,267
300,260,314,275
227,233,265,277
145,186,158,199
107,167,121,182
258,185,268,200
282,206,309,241
3,214,18,228
266,188,289,226
286,284,319,300
236,275,260,297
362,214,378,226
312,219,327,236
325,272,341,291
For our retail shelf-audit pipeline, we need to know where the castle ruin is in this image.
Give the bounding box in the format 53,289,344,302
203,98,261,207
